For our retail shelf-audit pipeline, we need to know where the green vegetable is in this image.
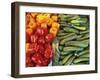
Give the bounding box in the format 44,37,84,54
60,54,73,65
59,46,63,51
78,49,89,56
63,47,83,52
60,51,70,56
57,33,75,40
60,34,77,45
71,19,87,24
54,14,89,66
63,27,79,33
73,57,89,64
57,33,68,36
80,30,89,34
65,40,89,48
60,55,65,59
77,34,89,40
52,38,60,66
73,26,86,31
58,30,64,33
66,15,80,21
80,53,89,58
65,56,76,65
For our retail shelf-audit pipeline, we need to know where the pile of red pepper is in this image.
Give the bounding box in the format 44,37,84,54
26,13,60,67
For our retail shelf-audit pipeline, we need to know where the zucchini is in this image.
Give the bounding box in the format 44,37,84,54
80,30,89,34
52,38,60,66
57,33,68,36
77,34,89,40
71,19,87,24
73,26,86,31
65,56,76,65
60,55,65,59
63,27,79,33
60,51,70,56
63,47,83,52
65,40,89,48
80,53,89,58
59,46,63,51
73,57,89,64
57,33,75,40
60,34,77,45
78,49,89,56
60,54,73,65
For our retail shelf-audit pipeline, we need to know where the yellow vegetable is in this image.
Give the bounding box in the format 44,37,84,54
29,19,36,30
47,18,53,27
49,27,58,37
51,15,58,22
52,22,60,29
41,23,47,28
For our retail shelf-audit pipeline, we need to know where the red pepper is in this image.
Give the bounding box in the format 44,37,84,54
32,53,44,65
38,44,45,54
42,58,50,66
31,34,38,43
26,57,35,67
35,27,45,36
44,44,53,59
38,37,45,44
43,28,49,36
30,43,39,53
45,33,54,43
26,33,30,43
26,53,35,67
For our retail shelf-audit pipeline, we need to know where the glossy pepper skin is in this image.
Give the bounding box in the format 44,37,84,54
44,43,53,59
45,33,54,43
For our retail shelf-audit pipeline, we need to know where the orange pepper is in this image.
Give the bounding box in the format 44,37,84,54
49,27,58,37
26,13,31,25
26,28,33,36
26,43,30,49
52,22,60,30
29,20,37,30
31,13,37,18
41,23,47,28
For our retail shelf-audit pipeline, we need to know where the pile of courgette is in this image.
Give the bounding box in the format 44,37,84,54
52,14,89,66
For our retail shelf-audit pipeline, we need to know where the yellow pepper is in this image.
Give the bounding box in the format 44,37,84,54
47,18,53,27
51,15,58,22
52,22,60,30
49,27,58,37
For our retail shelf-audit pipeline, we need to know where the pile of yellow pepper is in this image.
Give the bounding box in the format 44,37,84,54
26,13,60,37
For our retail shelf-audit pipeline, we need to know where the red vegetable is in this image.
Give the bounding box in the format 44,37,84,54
31,34,38,43
30,43,39,53
26,57,35,67
36,27,45,36
43,28,49,35
26,33,30,43
44,44,53,59
45,33,54,43
38,44,45,54
26,53,35,67
38,37,45,44
32,53,43,65
42,58,50,66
